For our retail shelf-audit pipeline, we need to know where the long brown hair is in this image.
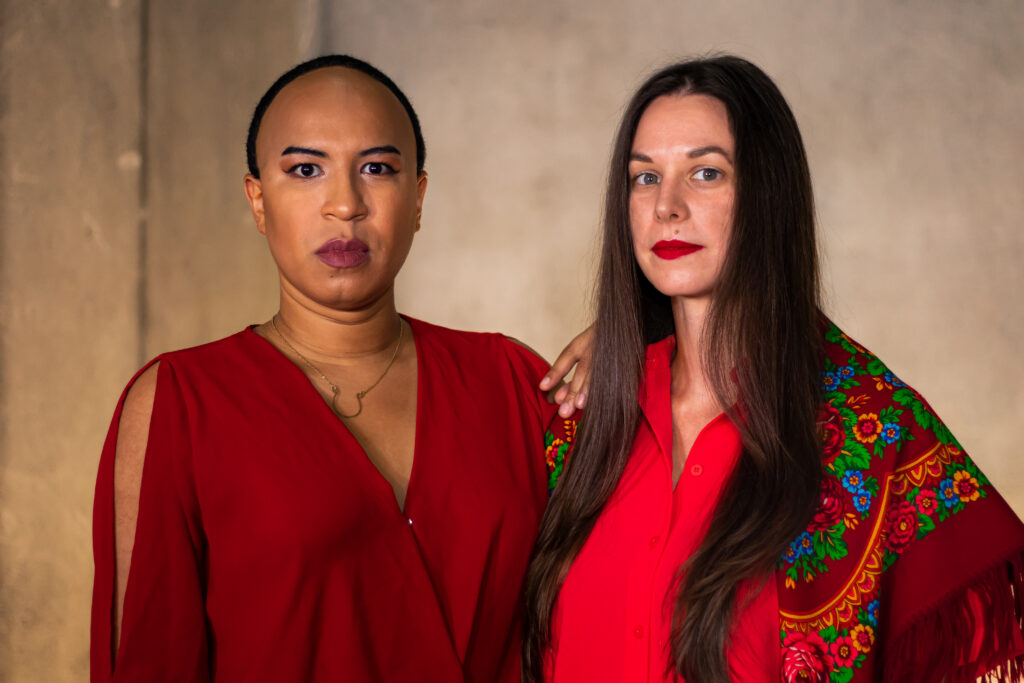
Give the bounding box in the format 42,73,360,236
523,55,823,682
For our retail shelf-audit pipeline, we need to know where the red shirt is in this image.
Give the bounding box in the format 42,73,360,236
548,334,779,682
92,318,554,682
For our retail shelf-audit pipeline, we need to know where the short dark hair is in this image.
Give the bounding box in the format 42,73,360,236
245,54,426,178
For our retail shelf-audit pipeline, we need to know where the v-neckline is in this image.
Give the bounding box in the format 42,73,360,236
246,316,424,518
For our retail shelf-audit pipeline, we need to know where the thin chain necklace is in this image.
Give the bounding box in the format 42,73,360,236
271,314,404,419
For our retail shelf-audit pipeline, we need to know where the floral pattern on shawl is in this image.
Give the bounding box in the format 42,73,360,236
545,418,576,494
778,323,990,683
543,322,1018,682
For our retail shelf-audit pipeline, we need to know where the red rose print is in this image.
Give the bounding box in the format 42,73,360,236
915,489,937,517
884,500,918,553
828,635,858,669
782,631,830,683
809,477,846,531
820,404,845,459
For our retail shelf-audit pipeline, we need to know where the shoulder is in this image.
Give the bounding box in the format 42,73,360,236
818,319,958,453
155,328,257,370
407,316,549,372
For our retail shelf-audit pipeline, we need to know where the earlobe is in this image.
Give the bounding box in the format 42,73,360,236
243,174,267,235
415,172,428,233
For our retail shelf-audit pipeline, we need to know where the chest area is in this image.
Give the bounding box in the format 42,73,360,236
179,360,547,564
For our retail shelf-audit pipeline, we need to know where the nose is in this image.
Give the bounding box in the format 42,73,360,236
322,171,368,221
654,181,689,224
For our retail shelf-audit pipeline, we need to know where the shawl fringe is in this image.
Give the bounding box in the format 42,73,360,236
883,549,1024,683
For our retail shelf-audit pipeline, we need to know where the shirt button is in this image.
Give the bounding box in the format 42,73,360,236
691,464,704,476
633,626,644,639
407,518,413,525
648,535,660,548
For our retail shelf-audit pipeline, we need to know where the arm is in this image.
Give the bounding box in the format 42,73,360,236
538,326,594,418
91,360,210,682
112,362,158,653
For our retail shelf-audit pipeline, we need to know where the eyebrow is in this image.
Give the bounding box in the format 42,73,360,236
687,145,732,162
280,145,402,158
282,146,327,158
629,146,733,163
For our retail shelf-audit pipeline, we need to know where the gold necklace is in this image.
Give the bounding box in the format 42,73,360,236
271,314,404,419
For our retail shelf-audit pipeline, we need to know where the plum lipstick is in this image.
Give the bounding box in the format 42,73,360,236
652,240,703,260
316,239,369,268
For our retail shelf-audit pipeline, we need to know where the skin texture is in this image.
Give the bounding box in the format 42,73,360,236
627,93,737,483
110,66,592,655
113,67,428,653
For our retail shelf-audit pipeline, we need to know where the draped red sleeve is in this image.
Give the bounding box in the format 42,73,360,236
91,318,557,682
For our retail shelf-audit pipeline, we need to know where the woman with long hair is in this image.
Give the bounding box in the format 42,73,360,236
91,54,589,682
524,55,1024,682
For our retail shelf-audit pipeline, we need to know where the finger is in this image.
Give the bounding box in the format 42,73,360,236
540,329,591,391
559,395,578,417
567,357,590,409
543,349,580,391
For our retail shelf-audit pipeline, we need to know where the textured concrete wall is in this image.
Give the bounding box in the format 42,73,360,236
1,1,1022,680
326,0,1024,498
0,1,143,679
142,0,309,358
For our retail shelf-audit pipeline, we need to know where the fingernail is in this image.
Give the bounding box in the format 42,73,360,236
539,376,552,390
575,392,586,408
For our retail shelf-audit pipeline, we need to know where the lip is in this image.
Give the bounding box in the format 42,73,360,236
315,238,369,268
652,240,703,260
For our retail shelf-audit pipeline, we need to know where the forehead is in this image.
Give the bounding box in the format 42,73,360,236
632,93,733,151
256,67,414,157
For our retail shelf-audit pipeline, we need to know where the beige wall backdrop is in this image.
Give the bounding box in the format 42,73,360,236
2,0,1022,680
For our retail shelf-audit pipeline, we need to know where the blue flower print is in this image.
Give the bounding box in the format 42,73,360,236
852,489,873,512
795,532,814,557
821,372,841,392
866,599,880,626
884,371,906,387
837,366,856,379
880,422,901,445
939,478,958,507
841,471,864,493
782,544,799,564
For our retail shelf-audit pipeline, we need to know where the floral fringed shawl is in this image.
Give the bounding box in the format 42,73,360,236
544,321,1024,682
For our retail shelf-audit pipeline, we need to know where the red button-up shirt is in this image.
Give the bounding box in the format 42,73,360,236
548,334,779,682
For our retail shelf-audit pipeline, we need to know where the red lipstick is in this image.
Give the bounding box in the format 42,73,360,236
652,240,703,260
316,239,369,268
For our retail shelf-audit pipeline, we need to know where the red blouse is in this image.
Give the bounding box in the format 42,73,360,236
91,317,554,682
548,334,778,682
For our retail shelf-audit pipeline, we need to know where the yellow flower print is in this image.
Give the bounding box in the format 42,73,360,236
854,413,883,444
952,470,981,503
545,438,564,468
850,623,875,653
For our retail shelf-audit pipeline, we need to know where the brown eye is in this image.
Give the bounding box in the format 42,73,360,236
360,162,395,176
287,163,322,178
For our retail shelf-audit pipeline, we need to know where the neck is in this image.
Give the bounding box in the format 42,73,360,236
669,295,714,401
275,288,402,362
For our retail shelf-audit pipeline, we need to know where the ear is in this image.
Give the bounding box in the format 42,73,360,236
414,171,428,233
243,174,267,235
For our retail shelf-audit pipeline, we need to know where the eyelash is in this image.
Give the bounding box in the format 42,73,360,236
287,163,322,178
631,167,724,186
284,161,398,179
360,161,396,176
